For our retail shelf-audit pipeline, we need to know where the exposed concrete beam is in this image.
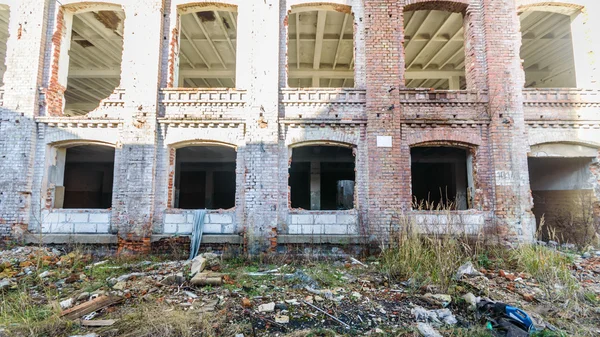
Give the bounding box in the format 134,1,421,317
192,12,227,69
313,10,327,70
214,11,236,57
332,13,349,69
68,68,122,78
408,12,455,69
180,26,211,69
423,27,463,69
404,10,432,52
296,13,301,70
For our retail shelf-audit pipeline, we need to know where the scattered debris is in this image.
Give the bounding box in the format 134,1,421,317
455,261,481,279
416,322,443,337
61,295,123,320
258,302,275,313
79,319,116,327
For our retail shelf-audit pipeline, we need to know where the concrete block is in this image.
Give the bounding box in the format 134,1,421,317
165,213,187,224
64,213,89,223
209,214,232,224
89,213,110,223
337,214,357,225
302,224,324,235
178,223,193,234
203,223,222,233
186,213,195,223
41,211,60,223
288,224,301,234
291,214,313,224
324,224,348,235
96,223,110,233
314,214,336,224
52,222,74,233
164,223,178,234
75,223,97,233
222,224,235,233
41,221,52,233
347,223,359,234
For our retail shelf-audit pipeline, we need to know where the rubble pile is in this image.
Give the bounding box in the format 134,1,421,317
0,246,598,336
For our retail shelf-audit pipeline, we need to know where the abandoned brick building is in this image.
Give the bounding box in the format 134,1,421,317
1,0,600,253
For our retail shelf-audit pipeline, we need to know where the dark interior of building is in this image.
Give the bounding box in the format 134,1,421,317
528,156,596,244
289,145,355,210
411,146,469,210
63,145,115,209
174,146,236,209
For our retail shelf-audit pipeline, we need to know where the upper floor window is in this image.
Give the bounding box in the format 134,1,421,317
403,7,466,90
287,5,354,88
175,6,238,88
58,6,125,116
519,7,579,88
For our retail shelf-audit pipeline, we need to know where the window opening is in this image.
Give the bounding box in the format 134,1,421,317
288,7,354,88
411,146,471,210
289,145,355,210
403,9,466,89
61,145,115,209
177,9,237,87
64,9,125,116
519,10,576,88
174,145,236,209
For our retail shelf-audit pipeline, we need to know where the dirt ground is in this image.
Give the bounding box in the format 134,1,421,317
0,244,598,337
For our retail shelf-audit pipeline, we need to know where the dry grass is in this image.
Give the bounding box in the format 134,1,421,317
380,217,475,291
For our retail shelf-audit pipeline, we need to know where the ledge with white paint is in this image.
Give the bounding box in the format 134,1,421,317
163,209,236,234
40,209,111,234
523,88,600,106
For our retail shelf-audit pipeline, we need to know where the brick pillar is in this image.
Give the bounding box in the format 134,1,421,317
483,0,535,242
0,1,50,237
112,0,164,253
364,0,403,237
238,0,280,254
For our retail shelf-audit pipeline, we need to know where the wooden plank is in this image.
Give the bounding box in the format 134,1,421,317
61,295,122,320
80,319,117,327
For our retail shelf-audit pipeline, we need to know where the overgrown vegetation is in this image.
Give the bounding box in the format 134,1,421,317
380,219,475,292
510,244,579,301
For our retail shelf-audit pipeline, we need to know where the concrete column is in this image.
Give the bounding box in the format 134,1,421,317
449,76,461,90
111,0,163,248
0,0,51,237
205,170,214,209
310,161,321,210
483,0,535,242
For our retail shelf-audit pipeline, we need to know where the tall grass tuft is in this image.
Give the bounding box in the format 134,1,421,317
380,216,475,292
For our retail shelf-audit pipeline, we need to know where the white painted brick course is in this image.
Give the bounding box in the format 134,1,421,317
314,215,336,224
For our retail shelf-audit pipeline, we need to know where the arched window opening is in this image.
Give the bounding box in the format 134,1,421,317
56,145,115,209
411,146,473,210
64,9,125,116
528,144,597,245
289,145,355,210
519,10,577,88
176,8,238,88
0,6,9,87
174,145,236,209
403,9,466,90
287,7,355,88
